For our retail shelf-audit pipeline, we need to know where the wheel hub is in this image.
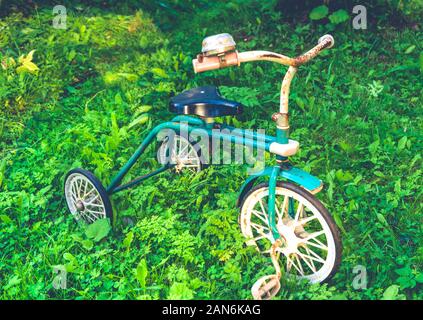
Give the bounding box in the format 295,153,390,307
75,200,85,212
276,222,300,255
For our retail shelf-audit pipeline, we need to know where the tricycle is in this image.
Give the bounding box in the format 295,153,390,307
64,33,342,299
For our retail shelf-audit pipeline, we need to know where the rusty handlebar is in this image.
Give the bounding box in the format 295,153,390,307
192,34,334,73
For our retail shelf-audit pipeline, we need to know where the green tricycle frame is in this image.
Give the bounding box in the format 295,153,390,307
105,114,322,239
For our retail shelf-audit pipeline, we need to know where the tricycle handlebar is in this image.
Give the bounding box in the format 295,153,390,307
192,34,334,73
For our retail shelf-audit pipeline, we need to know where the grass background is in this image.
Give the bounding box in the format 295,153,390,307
0,0,422,299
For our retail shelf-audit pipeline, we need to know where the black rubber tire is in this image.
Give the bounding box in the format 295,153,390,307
239,181,342,283
64,168,113,223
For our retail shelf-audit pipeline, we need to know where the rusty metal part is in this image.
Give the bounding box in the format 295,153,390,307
192,51,240,73
238,50,296,67
293,35,334,67
271,112,289,128
251,239,283,300
309,183,324,195
193,34,334,115
280,66,297,114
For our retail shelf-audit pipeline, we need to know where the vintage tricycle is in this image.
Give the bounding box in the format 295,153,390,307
64,33,342,299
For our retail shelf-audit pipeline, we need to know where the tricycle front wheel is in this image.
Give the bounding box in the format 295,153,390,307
239,181,341,284
64,168,113,224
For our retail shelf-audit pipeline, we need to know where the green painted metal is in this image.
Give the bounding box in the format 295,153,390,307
110,165,172,194
237,165,322,206
107,121,274,194
276,127,288,162
220,124,276,143
288,198,295,218
171,115,205,126
276,127,288,144
280,166,322,191
267,166,281,239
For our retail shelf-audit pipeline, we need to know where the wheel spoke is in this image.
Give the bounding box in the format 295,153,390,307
293,202,304,227
84,194,99,205
86,203,104,210
258,199,267,217
252,209,269,225
82,179,88,198
302,231,328,251
286,254,304,275
295,215,318,227
297,252,317,273
294,254,305,275
77,178,84,198
279,195,288,220
85,208,104,219
178,142,189,156
303,230,325,242
250,222,269,235
253,234,270,242
71,182,78,199
303,246,326,263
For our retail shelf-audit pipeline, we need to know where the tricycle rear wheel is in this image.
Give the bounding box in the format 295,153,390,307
157,133,205,173
64,168,113,224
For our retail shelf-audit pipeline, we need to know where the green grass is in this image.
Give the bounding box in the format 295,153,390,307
0,1,422,299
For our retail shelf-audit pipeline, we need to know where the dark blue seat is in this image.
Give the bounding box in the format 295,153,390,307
169,86,243,118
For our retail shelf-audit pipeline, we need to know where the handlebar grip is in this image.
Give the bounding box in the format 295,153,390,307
318,34,335,49
192,51,239,73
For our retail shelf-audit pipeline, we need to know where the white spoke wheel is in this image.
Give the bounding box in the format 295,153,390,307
239,182,341,283
157,134,203,173
64,168,113,224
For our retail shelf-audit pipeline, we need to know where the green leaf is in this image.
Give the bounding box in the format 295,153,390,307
151,67,168,78
328,9,349,24
128,114,149,130
335,169,353,182
114,93,123,105
374,171,385,178
397,136,407,151
85,218,111,242
415,273,423,283
404,45,416,54
123,231,134,249
0,214,12,224
309,5,329,20
4,276,21,290
135,259,148,288
0,158,6,188
368,140,380,154
397,276,416,289
395,266,412,276
168,282,194,299
81,239,94,250
376,213,388,226
382,285,399,300
63,252,76,262
134,105,152,116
